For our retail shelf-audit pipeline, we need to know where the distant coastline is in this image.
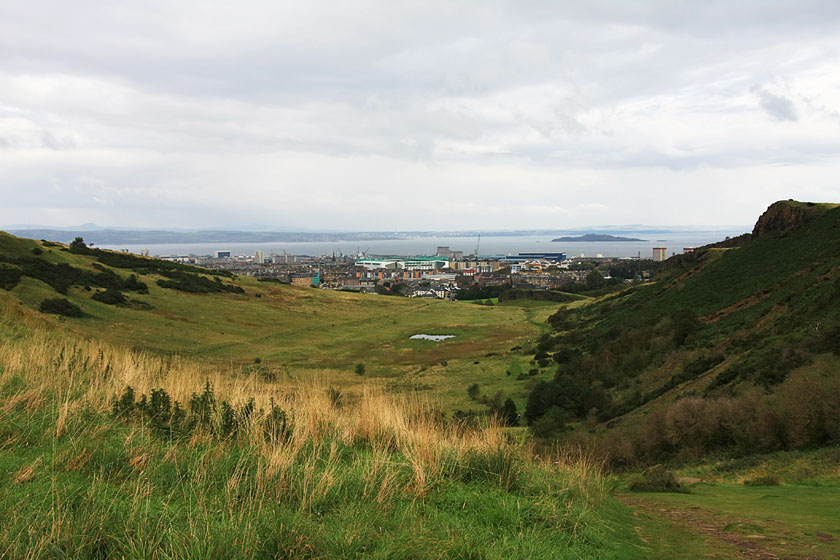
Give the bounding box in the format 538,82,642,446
551,234,644,242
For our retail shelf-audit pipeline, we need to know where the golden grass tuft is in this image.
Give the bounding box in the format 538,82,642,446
14,456,42,485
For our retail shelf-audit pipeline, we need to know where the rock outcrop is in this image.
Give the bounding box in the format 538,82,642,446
752,200,821,238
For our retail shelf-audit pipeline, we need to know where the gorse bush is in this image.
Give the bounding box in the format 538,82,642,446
0,255,149,296
39,298,85,317
111,381,291,441
92,289,128,306
156,269,245,294
0,265,22,290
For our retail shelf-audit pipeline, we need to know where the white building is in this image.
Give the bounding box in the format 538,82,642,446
652,247,668,262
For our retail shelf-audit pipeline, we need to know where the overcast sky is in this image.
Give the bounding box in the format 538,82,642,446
2,1,840,231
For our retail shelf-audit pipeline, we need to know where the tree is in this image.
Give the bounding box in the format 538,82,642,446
69,236,89,254
500,398,519,426
525,376,587,425
585,269,606,290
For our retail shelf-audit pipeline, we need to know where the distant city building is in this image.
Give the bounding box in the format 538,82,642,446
214,250,231,259
436,246,451,257
290,271,319,287
254,250,265,264
356,259,398,270
140,248,149,257
272,253,292,264
400,257,449,271
652,247,667,261
683,247,695,253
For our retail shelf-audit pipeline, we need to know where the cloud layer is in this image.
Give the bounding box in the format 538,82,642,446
2,1,840,229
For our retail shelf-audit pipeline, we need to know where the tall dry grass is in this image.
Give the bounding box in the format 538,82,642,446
0,296,619,558
0,301,604,498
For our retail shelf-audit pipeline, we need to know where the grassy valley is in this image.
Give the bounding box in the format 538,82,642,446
0,232,558,414
1,200,839,558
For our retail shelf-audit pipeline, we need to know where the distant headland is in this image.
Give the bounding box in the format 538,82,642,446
551,234,645,242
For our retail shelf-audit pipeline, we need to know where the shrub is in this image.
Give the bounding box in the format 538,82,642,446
628,465,685,493
467,383,480,401
39,298,84,317
530,406,569,439
111,384,275,440
0,266,22,290
123,274,149,293
156,270,244,294
92,289,128,306
31,247,43,255
743,475,781,486
354,363,366,375
671,308,700,346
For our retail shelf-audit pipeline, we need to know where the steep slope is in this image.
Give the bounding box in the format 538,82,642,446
526,201,840,461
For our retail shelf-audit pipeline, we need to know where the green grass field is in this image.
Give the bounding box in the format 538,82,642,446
619,482,840,559
0,314,645,559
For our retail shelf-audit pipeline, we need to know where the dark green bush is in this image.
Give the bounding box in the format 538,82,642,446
0,266,22,290
156,270,244,294
122,274,149,293
39,298,84,317
628,465,686,493
92,289,128,305
111,384,288,442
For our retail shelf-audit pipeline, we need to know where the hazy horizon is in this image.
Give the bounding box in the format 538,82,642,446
1,222,750,234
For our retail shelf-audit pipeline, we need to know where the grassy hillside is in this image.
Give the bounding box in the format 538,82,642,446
523,201,840,465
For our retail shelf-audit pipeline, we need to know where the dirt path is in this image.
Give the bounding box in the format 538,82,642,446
617,493,825,560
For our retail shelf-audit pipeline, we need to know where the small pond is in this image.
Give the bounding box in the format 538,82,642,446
410,334,456,342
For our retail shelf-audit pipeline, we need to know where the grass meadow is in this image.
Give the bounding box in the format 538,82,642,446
0,299,643,559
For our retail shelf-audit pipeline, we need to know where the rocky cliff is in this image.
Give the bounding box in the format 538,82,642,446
752,200,825,238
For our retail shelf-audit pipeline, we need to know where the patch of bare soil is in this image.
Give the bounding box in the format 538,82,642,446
700,292,771,324
618,494,824,560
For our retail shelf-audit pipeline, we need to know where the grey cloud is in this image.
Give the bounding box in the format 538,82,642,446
40,130,76,150
1,1,839,229
752,86,798,122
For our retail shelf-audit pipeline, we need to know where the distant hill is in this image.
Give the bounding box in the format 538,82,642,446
3,229,405,245
551,234,644,242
